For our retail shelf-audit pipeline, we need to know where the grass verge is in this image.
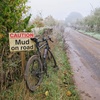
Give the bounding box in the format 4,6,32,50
78,30,100,40
0,37,80,100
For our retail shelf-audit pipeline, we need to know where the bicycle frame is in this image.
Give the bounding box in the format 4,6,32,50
31,37,51,75
24,34,58,92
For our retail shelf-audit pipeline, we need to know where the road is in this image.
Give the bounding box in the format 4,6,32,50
63,27,100,100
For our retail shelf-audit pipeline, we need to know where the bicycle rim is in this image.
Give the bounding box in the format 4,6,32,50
25,55,43,92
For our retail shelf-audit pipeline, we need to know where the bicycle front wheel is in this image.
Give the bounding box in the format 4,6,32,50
24,55,43,92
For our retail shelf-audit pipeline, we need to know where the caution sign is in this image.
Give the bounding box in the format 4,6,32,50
9,32,35,52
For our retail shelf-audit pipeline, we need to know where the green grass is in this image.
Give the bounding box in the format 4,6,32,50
78,30,100,40
0,38,80,100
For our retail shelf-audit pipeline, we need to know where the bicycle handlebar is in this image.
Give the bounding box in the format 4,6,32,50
31,35,53,43
42,36,53,42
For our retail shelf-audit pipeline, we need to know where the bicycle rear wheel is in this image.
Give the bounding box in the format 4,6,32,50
24,55,43,92
47,50,59,70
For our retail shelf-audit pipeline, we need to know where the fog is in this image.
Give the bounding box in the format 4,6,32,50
28,0,100,20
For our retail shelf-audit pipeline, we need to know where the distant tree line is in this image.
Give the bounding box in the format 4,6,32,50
73,7,100,33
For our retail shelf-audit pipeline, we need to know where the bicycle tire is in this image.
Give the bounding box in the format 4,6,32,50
46,50,59,70
24,55,43,92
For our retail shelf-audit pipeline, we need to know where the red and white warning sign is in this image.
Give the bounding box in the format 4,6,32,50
9,32,35,52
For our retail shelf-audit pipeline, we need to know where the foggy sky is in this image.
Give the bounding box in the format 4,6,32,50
28,0,100,20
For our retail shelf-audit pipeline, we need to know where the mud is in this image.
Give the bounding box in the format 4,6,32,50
64,27,100,100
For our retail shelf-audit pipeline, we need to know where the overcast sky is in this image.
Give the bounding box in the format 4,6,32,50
28,0,100,20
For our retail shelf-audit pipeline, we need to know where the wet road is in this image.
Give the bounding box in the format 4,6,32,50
64,28,100,100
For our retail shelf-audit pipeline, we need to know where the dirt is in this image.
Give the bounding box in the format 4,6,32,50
63,27,100,100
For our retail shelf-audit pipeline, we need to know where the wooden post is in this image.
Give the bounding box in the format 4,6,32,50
20,52,26,77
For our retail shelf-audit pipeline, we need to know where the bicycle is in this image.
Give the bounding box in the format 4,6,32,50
24,35,59,92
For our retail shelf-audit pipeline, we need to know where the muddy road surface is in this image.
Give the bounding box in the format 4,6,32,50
64,27,100,100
